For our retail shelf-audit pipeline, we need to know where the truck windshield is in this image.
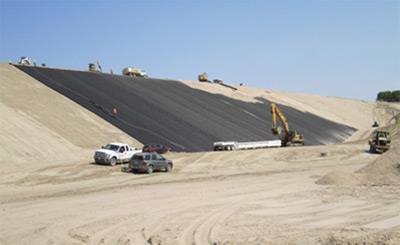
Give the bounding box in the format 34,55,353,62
103,144,120,151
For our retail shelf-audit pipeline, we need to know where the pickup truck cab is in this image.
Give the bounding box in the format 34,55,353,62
94,142,142,166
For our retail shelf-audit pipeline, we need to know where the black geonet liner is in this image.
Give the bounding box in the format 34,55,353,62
16,65,355,152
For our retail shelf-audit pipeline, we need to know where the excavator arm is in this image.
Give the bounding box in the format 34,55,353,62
270,103,304,146
271,103,290,142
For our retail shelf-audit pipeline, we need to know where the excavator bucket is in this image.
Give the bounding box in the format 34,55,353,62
272,126,282,135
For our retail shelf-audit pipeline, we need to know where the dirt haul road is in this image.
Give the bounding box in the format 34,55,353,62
1,138,400,244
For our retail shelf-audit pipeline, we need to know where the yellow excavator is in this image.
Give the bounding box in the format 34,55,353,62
271,103,305,146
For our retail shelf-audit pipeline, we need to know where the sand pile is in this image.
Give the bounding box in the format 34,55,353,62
356,121,400,185
317,114,400,186
315,171,364,186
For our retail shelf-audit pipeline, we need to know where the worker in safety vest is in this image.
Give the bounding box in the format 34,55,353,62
112,107,118,117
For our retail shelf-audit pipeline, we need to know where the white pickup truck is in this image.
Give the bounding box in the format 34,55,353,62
94,142,142,166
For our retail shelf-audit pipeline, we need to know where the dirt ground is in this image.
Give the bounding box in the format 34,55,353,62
1,137,400,244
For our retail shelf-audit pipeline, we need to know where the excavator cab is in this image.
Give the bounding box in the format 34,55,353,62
287,130,304,146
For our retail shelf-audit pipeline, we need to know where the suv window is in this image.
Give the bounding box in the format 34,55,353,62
119,147,125,153
156,154,164,160
144,155,151,160
125,146,129,151
151,154,157,160
133,155,143,160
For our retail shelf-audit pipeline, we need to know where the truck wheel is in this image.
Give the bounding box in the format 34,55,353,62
110,157,117,166
369,146,375,153
147,165,154,174
165,163,172,172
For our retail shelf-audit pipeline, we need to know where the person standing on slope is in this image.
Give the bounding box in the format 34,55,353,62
112,107,118,118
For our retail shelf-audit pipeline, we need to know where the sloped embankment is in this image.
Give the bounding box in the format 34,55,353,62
317,114,400,186
0,64,141,167
356,114,400,185
16,65,355,152
181,79,378,132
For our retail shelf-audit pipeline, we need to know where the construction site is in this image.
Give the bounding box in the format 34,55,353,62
0,60,399,244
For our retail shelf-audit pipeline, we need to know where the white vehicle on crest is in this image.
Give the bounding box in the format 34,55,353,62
18,56,35,66
94,143,142,166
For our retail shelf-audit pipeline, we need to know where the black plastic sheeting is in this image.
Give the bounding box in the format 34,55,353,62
16,65,355,152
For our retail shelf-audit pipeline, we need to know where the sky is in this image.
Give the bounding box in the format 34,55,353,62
0,0,399,100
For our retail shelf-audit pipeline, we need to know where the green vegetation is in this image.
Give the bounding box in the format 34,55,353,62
377,90,400,102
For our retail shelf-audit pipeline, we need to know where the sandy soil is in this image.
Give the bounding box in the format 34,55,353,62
318,114,400,187
1,133,400,244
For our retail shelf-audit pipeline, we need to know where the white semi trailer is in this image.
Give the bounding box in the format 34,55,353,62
213,140,281,151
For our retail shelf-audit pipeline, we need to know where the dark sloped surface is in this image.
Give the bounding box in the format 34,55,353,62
16,65,355,152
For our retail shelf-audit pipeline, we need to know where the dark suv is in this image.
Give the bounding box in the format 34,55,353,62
128,152,173,174
142,144,171,154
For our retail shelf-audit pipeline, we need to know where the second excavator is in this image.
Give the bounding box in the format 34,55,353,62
271,103,305,146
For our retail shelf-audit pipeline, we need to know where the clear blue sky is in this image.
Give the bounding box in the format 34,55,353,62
0,0,399,100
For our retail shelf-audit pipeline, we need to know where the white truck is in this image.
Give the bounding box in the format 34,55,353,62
213,140,282,151
94,142,142,166
19,56,34,66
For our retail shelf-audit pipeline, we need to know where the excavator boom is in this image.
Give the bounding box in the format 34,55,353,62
270,103,304,146
271,103,290,136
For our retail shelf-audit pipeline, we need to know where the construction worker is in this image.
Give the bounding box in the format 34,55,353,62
112,107,118,117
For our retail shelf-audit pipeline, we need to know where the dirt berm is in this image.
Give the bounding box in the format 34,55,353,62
16,65,355,152
317,113,400,186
